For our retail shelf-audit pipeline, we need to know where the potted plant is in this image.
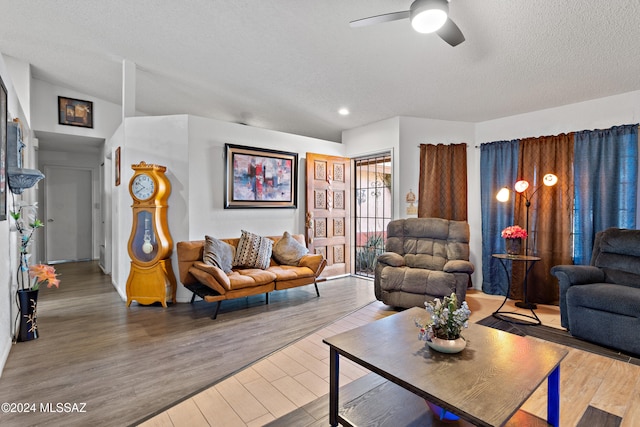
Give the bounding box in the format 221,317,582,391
415,293,471,353
415,293,471,421
10,202,59,342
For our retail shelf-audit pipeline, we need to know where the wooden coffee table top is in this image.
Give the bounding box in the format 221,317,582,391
323,307,568,426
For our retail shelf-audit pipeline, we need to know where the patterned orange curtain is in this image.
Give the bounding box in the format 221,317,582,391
511,134,574,304
418,143,468,221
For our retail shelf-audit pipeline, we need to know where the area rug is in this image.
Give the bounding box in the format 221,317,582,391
476,315,640,366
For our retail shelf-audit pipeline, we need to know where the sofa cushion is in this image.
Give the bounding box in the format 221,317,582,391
203,235,235,274
567,283,640,318
591,228,640,288
272,231,309,266
599,228,640,258
377,252,405,267
228,269,277,290
233,230,274,270
268,265,315,281
405,253,446,271
380,266,456,297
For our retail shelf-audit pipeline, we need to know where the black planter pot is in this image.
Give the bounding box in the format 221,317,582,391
17,288,39,342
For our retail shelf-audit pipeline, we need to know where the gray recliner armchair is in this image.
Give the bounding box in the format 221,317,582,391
551,227,640,356
374,217,474,309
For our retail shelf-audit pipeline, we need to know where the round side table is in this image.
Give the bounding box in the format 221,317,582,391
492,254,542,325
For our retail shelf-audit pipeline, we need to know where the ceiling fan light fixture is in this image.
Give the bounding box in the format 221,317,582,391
410,0,449,34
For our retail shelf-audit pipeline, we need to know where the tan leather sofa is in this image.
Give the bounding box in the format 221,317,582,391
177,234,326,318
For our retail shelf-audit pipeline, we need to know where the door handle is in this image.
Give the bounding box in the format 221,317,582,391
306,212,314,245
48,219,54,222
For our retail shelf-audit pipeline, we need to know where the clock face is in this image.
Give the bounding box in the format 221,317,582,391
132,173,156,200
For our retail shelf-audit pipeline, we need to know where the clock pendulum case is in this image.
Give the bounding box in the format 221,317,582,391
126,162,177,307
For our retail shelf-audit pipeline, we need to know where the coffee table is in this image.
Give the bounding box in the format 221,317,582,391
323,307,568,427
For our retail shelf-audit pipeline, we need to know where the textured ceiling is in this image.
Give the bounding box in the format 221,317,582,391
1,0,640,143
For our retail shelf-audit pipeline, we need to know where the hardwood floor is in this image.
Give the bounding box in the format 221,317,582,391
0,262,376,427
143,290,640,427
3,263,639,427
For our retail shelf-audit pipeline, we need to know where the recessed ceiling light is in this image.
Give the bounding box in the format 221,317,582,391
338,108,350,116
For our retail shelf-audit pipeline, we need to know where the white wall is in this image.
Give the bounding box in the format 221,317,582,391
110,114,345,303
343,117,400,215
111,115,189,301
342,116,478,282
4,56,31,127
0,53,34,377
106,126,124,282
31,78,122,140
187,116,345,240
475,90,640,142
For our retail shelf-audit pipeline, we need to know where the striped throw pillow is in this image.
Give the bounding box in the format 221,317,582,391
233,230,273,270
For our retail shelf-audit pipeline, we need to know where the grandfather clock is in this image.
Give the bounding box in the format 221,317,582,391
126,161,177,307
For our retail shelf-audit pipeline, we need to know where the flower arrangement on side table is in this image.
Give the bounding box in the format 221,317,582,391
415,293,471,353
500,225,528,240
501,225,527,255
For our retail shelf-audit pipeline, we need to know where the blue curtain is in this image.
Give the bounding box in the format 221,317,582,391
573,124,638,265
480,140,519,295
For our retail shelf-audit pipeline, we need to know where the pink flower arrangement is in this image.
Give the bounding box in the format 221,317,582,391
501,225,528,239
28,264,60,290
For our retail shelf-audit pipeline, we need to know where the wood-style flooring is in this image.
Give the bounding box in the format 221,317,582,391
3,262,640,426
0,261,375,427
142,292,640,427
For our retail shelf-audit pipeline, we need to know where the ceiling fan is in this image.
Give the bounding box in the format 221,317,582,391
350,0,465,47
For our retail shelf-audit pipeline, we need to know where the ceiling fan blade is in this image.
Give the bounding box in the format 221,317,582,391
436,18,465,46
350,11,410,28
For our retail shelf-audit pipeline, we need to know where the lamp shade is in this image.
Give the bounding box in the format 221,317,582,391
496,187,510,202
543,173,558,186
514,180,529,193
410,0,449,33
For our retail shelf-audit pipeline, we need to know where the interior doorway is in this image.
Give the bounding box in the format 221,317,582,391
354,153,392,278
44,166,93,263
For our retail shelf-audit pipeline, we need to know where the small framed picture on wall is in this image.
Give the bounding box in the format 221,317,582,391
115,147,121,186
58,96,93,128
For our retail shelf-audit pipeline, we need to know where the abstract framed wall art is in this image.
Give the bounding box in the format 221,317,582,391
225,144,298,209
0,75,7,220
58,96,93,128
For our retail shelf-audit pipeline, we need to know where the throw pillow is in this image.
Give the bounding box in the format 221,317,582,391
233,230,273,270
203,235,235,274
272,231,309,266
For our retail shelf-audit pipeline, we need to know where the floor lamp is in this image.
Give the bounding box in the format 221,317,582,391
496,173,558,311
496,173,558,257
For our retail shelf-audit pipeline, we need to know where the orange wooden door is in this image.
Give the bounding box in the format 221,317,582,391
306,153,351,278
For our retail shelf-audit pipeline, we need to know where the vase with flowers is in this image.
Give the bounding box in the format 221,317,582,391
11,202,60,342
501,225,528,255
415,293,471,354
414,293,471,421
